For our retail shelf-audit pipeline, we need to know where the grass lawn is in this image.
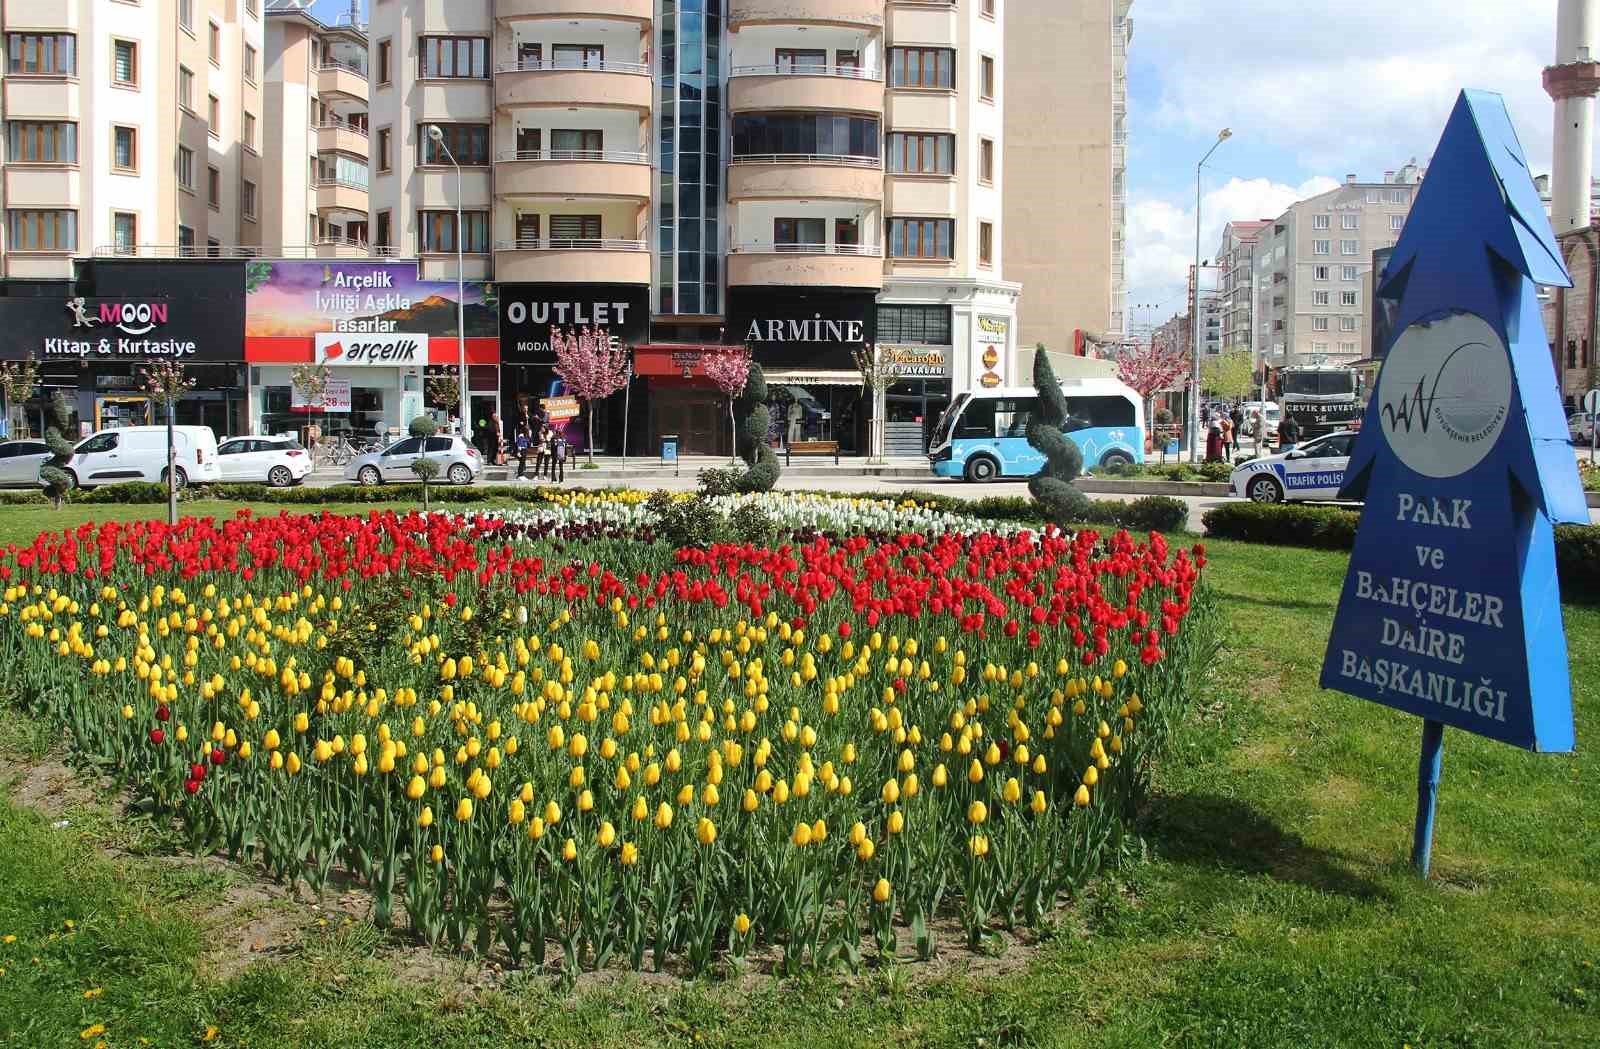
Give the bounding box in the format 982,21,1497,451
0,501,1595,1048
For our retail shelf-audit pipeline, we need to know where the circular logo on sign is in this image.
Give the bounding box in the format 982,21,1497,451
1376,311,1511,479
979,371,1001,388
982,347,1000,368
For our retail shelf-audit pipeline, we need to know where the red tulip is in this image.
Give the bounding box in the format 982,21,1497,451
149,729,165,745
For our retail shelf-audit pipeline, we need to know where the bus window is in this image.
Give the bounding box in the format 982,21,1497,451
955,397,996,438
994,396,1038,438
1076,395,1135,428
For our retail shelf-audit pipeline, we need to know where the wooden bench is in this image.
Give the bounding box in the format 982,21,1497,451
785,440,840,465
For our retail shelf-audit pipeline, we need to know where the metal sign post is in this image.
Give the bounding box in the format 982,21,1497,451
1586,387,1598,463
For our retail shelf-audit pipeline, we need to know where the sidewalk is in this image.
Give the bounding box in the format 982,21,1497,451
309,454,938,485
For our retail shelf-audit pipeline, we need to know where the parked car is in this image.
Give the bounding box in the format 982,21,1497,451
344,434,481,486
216,434,311,486
1239,400,1282,441
1569,409,1597,444
0,440,52,487
1229,429,1357,503
66,426,221,489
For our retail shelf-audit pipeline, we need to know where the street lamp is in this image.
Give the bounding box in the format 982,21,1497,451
428,124,468,433
1191,127,1231,461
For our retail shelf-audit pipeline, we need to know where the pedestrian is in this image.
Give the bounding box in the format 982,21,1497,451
549,428,567,484
1278,412,1301,453
1205,418,1224,462
1200,405,1211,428
1230,404,1245,454
534,424,552,480
1250,410,1264,457
514,423,531,479
1218,415,1233,460
490,412,506,467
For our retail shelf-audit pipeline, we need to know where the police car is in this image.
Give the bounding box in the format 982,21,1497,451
1230,429,1357,503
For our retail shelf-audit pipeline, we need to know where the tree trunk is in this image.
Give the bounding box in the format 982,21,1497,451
166,400,177,527
587,404,596,464
729,400,737,465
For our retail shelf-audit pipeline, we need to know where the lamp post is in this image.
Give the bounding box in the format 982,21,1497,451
428,125,468,434
1191,128,1231,461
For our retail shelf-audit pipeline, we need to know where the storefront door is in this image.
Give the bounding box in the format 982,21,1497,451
652,387,725,457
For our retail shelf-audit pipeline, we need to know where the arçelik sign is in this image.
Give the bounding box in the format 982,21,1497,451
314,331,425,366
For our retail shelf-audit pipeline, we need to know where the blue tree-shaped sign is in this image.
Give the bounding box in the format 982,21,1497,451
1320,90,1587,875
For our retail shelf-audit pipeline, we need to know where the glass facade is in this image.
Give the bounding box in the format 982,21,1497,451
656,0,722,317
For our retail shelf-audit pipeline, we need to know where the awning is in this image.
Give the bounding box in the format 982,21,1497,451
761,370,863,385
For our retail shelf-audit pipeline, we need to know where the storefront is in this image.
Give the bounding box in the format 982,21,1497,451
496,283,650,455
244,260,497,446
0,260,248,438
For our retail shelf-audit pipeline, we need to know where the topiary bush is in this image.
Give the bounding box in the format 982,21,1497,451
409,415,438,439
1202,501,1363,549
1025,351,1090,522
735,363,780,493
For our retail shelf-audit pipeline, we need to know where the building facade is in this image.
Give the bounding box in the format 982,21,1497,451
1249,174,1417,369
1,0,267,274
1214,218,1268,358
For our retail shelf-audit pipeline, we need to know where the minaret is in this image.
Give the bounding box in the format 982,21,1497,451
1544,0,1600,234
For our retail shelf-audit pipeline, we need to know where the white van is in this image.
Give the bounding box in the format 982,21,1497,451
67,426,222,489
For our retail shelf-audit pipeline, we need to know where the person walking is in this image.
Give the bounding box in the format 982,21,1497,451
514,423,532,479
533,424,552,480
549,427,567,484
1218,414,1233,461
1250,409,1264,457
1229,404,1245,454
1278,412,1301,453
1205,418,1224,462
490,412,506,467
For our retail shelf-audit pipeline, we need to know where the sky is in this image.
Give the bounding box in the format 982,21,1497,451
1123,0,1574,333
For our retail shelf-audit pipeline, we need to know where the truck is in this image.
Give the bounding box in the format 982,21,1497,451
1278,365,1362,439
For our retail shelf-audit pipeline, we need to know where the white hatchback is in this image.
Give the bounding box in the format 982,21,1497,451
217,435,312,486
1230,430,1358,503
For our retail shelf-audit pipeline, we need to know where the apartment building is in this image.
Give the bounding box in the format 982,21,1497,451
1250,174,1417,368
1003,0,1128,354
1,0,266,275
261,0,370,256
1213,218,1269,357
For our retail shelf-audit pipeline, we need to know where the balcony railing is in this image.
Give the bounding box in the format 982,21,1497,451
93,244,401,258
319,58,368,79
316,117,369,137
496,148,648,164
729,153,881,169
495,59,649,75
731,63,883,81
731,242,883,256
315,177,369,191
496,237,647,251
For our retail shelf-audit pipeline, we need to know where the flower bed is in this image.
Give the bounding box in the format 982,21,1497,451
0,509,1212,975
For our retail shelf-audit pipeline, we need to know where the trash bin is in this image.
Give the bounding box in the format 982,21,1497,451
661,433,679,474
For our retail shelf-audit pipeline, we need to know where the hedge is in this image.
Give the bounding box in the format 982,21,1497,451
1203,501,1600,596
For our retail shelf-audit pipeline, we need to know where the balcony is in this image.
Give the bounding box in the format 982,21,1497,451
495,150,651,199
493,238,649,283
728,155,883,201
729,243,882,289
314,238,375,259
495,60,651,111
729,64,884,113
730,0,885,30
318,60,369,103
497,0,652,20
315,178,369,214
316,119,369,157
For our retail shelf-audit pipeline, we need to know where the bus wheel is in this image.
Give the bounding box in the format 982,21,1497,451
1099,449,1134,471
964,455,999,483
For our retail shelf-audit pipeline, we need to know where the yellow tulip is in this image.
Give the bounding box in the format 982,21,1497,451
418,805,434,828
508,799,526,825
430,844,443,863
857,837,876,861
655,802,674,829
969,834,989,858
967,800,988,825
263,729,280,751
887,809,905,835
620,841,638,866
406,775,426,801
968,759,984,784
562,838,577,862
696,816,717,846
1031,790,1048,814
880,778,900,805
597,821,617,847
791,822,812,847
454,797,474,822
734,913,751,935
1075,784,1091,808
1083,765,1099,787
932,763,949,788
1003,777,1022,804
544,801,561,824
872,877,891,904
527,816,546,840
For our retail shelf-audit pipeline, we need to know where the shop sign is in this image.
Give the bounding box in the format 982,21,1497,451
292,378,352,412
727,288,876,370
498,284,650,364
0,295,237,360
540,396,581,421
314,332,426,366
972,316,1009,389
881,346,948,378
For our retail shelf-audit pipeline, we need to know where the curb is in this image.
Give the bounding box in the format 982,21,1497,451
1074,478,1233,497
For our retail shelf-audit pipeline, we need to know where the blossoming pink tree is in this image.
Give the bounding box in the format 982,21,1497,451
1115,336,1191,451
702,347,752,464
551,326,631,462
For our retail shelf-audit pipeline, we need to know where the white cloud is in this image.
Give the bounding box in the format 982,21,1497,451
1127,176,1339,320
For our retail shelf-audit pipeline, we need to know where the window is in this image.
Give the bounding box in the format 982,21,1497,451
208,165,220,208
980,56,995,100
550,214,602,241
376,210,392,249
1312,214,1329,230
1312,290,1330,306
1391,214,1404,231
1339,316,1358,332
418,123,490,166
1340,342,1358,355
316,153,369,188
178,145,194,190
1340,239,1358,255
1387,189,1408,204
878,304,952,344
377,40,391,84
419,36,489,79
1312,316,1329,332
1341,290,1358,306
1312,239,1330,255
246,0,258,17
1311,342,1329,355
417,210,490,252
1342,265,1358,281
180,0,195,32
1313,265,1329,281
552,44,605,68
377,127,392,172
208,22,220,65
1366,190,1380,204
887,132,955,174
1342,214,1359,230
112,125,137,171
982,0,996,15
243,112,256,151
978,221,993,267
9,33,77,75
113,40,137,86
774,217,824,248
113,212,138,252
5,209,76,251
178,225,195,254
889,217,954,259
179,66,194,110
242,43,256,84
732,114,879,159
775,48,827,72
242,179,257,220
979,137,994,184
6,122,76,164
889,47,955,89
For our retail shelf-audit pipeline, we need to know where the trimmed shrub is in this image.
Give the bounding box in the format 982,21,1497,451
76,482,172,505
1025,350,1090,522
1555,524,1600,596
697,466,744,498
1201,501,1360,549
734,363,780,493
1090,495,1188,533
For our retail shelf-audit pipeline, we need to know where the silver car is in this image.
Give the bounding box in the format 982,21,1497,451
0,439,52,487
344,434,482,486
